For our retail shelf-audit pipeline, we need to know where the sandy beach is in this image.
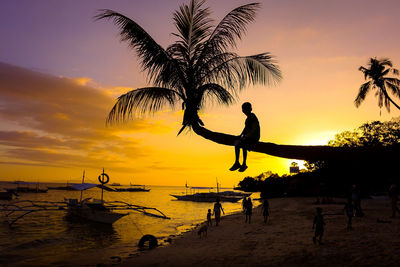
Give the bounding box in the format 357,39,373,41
121,197,400,267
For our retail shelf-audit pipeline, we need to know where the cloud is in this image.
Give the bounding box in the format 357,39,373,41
0,62,172,171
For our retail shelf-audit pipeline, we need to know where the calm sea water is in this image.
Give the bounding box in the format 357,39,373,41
0,183,259,266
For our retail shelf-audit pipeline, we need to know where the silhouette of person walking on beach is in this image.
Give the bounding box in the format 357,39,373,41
213,198,224,226
245,197,253,223
344,197,354,230
351,184,363,217
242,196,247,214
229,102,260,172
312,207,325,245
262,198,270,224
389,183,400,218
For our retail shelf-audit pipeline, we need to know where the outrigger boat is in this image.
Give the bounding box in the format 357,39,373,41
0,170,169,226
170,181,251,203
170,191,243,202
114,183,150,192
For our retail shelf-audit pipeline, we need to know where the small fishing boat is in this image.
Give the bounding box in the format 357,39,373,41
170,192,242,202
114,183,150,192
66,198,128,224
6,181,48,193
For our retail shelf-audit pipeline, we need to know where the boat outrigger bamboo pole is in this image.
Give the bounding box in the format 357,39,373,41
101,168,105,203
80,170,85,202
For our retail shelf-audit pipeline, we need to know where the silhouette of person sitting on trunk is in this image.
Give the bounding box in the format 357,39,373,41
229,102,260,172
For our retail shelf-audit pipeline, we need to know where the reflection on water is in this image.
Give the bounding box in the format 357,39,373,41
0,183,258,266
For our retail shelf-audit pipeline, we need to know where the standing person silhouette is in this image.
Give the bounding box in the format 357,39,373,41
213,198,224,226
262,198,270,224
229,102,260,172
245,197,253,224
389,183,400,218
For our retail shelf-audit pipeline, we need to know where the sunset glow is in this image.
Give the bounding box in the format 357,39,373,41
1,0,400,186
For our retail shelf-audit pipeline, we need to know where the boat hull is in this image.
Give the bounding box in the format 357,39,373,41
67,204,128,224
170,194,242,203
115,188,150,192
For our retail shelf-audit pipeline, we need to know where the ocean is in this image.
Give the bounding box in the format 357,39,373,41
0,182,259,266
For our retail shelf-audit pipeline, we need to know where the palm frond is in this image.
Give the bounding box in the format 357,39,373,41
358,66,370,80
354,81,372,107
385,79,400,98
95,10,184,89
384,93,390,112
172,0,213,60
378,58,393,67
197,83,235,109
107,87,182,124
204,53,281,91
195,3,260,72
391,68,399,75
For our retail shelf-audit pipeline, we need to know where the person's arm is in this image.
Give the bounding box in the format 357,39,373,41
240,126,247,138
221,205,225,214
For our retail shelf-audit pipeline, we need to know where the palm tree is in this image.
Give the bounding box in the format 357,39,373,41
96,0,399,161
356,57,400,112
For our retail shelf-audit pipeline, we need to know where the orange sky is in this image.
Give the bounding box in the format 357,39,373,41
1,0,400,186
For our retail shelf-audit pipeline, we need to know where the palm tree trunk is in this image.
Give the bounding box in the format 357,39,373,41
191,123,399,161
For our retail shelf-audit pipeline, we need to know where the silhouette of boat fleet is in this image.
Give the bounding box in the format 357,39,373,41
0,180,150,200
0,170,168,226
0,171,250,227
170,183,251,203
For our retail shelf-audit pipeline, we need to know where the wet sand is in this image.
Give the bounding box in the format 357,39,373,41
121,197,400,266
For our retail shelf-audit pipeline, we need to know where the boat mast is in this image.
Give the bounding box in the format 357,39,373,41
80,170,85,202
101,168,105,203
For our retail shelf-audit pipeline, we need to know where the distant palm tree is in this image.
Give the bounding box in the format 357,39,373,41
96,0,400,161
356,57,400,112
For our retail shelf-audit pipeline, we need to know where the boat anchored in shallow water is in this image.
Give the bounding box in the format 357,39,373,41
114,183,150,192
170,184,251,203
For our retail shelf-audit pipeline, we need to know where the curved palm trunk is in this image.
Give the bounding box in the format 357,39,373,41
191,123,400,161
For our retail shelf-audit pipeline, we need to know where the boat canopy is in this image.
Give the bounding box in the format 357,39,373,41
69,183,98,191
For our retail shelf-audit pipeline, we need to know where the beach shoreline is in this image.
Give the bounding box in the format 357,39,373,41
119,197,400,267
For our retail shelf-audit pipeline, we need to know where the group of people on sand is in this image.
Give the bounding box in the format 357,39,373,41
206,197,270,228
312,182,400,246
313,184,364,245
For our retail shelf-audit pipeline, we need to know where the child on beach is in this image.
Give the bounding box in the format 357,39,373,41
207,209,212,226
344,198,354,230
229,102,260,172
245,197,253,224
312,207,325,245
213,198,224,226
262,198,270,224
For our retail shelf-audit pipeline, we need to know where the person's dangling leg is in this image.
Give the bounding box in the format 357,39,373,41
229,140,242,171
239,149,248,172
